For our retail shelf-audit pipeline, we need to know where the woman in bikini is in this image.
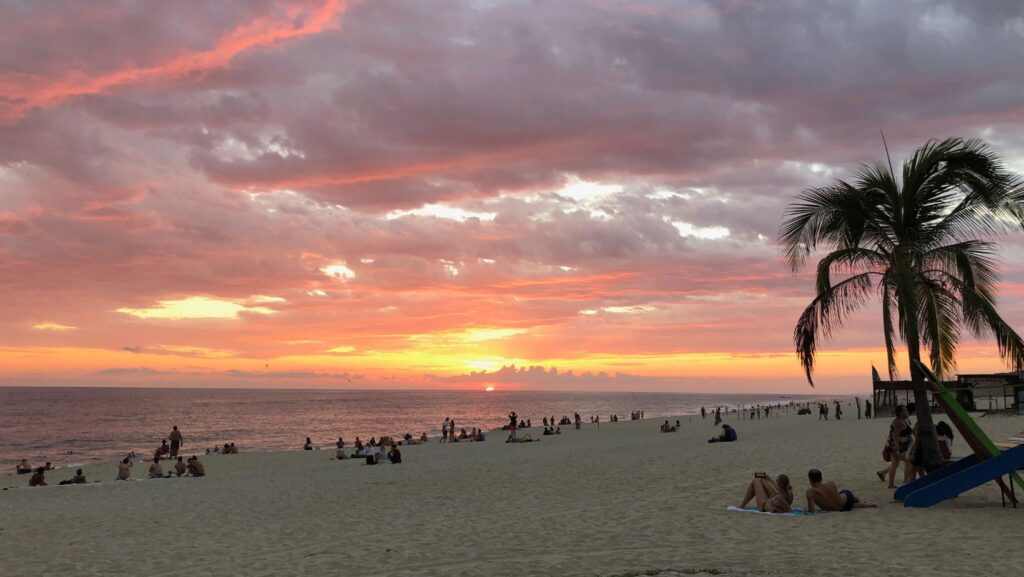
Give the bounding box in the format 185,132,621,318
877,405,913,488
739,472,793,513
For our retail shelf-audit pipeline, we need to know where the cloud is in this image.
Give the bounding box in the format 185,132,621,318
33,322,77,331
2,1,1024,390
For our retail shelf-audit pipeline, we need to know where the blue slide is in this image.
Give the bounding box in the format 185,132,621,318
903,443,1024,508
893,453,979,502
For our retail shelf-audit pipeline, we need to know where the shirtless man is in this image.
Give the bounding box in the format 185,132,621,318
116,457,133,480
187,456,206,477
174,457,187,476
805,469,875,512
168,426,184,457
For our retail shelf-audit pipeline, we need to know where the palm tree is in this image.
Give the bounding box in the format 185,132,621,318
779,137,1024,470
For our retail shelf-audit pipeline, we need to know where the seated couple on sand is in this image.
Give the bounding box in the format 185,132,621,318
739,469,874,513
660,420,677,433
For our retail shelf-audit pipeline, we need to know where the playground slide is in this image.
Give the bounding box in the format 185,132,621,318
893,453,979,502
920,364,1024,494
903,443,1024,508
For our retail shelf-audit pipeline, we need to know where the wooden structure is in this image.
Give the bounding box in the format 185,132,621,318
872,371,1024,416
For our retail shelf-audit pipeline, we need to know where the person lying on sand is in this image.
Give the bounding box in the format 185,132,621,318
59,468,86,485
739,472,793,513
116,457,132,480
506,432,537,443
805,469,874,512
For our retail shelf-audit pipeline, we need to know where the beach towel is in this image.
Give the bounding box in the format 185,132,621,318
726,506,823,517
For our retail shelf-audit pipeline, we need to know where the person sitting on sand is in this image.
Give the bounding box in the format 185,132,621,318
16,459,31,474
661,420,677,433
116,457,133,480
60,468,86,485
389,444,402,464
555,426,561,434
805,469,874,512
708,424,737,443
739,472,793,513
175,457,187,477
304,437,314,450
187,457,205,477
475,429,486,441
149,457,165,478
419,432,429,443
29,467,47,486
155,440,170,460
543,427,553,436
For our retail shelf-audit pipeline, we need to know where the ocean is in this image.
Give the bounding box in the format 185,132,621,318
0,387,825,468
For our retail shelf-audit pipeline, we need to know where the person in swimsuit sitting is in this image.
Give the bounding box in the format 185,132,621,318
739,472,793,513
29,467,47,487
506,432,537,443
806,469,875,512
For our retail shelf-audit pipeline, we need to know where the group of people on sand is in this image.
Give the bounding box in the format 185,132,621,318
876,404,955,488
544,416,574,427
145,455,206,478
207,442,238,455
740,469,875,513
27,466,86,487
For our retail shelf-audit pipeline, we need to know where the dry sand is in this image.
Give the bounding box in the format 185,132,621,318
2,406,1023,577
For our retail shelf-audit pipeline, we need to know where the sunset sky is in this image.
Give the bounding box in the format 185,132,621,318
2,0,1024,393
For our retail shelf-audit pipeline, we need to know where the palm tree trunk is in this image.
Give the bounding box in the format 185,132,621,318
906,338,944,471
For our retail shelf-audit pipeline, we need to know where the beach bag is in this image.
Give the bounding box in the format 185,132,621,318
882,444,892,463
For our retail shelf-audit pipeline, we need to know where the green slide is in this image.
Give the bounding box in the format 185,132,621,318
916,361,1024,493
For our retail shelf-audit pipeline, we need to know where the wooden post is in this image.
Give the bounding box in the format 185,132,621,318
856,396,862,420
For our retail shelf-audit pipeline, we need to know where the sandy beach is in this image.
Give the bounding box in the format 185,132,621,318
2,407,1022,577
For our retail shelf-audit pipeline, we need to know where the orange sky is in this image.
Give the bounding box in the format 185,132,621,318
2,0,1024,393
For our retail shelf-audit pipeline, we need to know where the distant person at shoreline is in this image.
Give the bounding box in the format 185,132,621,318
701,406,707,419
29,467,47,486
713,408,722,426
574,412,581,430
16,459,31,474
739,472,793,513
175,457,187,476
149,457,165,479
304,437,314,451
60,468,86,485
708,424,737,443
116,457,133,480
806,469,874,512
187,456,205,477
169,425,183,457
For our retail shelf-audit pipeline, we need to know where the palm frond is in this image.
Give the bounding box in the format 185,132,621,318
794,272,875,385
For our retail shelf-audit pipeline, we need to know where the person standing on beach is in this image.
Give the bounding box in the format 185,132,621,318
574,412,580,430
441,417,450,443
701,406,706,419
834,401,843,420
713,408,722,426
169,425,183,457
